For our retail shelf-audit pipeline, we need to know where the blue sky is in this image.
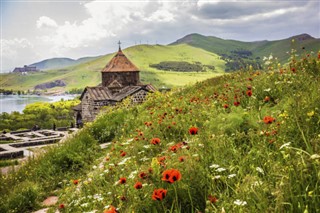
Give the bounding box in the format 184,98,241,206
1,0,319,72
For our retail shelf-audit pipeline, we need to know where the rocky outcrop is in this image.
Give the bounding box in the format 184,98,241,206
34,80,66,90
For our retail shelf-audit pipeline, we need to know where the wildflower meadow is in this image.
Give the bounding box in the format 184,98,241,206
0,48,320,212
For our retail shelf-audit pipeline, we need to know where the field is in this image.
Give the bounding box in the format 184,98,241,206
0,44,225,92
0,48,319,212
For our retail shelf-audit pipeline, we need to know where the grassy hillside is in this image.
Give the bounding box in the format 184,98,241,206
0,44,225,92
30,56,101,71
1,50,319,212
172,33,320,63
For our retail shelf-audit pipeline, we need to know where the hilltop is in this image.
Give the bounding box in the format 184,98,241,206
0,44,224,92
30,56,101,71
171,33,320,63
0,49,319,212
1,33,319,93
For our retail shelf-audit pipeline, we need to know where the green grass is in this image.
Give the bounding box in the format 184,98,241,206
173,33,320,63
0,48,319,212
0,44,225,92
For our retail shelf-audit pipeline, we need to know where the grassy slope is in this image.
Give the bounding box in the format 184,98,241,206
1,51,319,212
173,33,320,63
0,44,225,91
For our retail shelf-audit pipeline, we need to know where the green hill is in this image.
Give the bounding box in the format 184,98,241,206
30,56,101,71
172,33,320,63
0,44,225,92
1,50,319,212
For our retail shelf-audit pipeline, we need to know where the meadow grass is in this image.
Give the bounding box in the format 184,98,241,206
0,44,225,92
0,49,319,213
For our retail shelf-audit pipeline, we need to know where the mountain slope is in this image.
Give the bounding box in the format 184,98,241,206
30,56,101,70
0,44,225,92
171,33,320,63
1,52,319,212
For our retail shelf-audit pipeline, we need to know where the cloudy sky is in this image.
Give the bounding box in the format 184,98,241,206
1,0,319,72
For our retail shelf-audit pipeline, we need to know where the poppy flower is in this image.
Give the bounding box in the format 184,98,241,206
73,179,79,185
120,151,126,157
246,90,252,97
162,169,182,183
208,195,218,203
119,177,126,184
264,96,270,102
134,182,143,189
263,116,276,124
120,196,126,201
233,101,240,107
152,188,168,201
189,127,198,135
138,172,148,179
59,203,65,209
104,205,118,213
151,138,161,145
179,156,185,162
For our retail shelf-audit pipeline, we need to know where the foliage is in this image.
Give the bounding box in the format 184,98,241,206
1,48,320,212
0,99,80,131
0,129,101,212
149,61,214,72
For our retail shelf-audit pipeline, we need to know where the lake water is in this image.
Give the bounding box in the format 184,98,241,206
0,94,77,113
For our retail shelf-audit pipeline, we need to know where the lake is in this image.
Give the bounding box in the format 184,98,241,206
0,94,78,113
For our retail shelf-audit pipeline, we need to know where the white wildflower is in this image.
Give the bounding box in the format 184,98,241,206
216,167,226,172
128,170,138,179
310,154,320,160
228,174,236,179
81,203,89,207
198,143,204,147
140,156,150,162
192,154,199,157
256,167,264,175
279,142,291,150
143,145,151,149
92,165,97,169
118,157,131,165
212,175,221,179
209,164,220,169
234,199,247,206
264,88,271,92
138,151,145,154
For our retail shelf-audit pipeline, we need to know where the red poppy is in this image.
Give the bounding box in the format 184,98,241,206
263,116,276,124
151,138,161,145
120,151,126,157
152,188,168,201
104,205,118,213
162,169,182,183
223,104,229,109
120,196,126,201
169,143,183,152
119,177,126,184
59,203,65,209
246,90,252,97
233,101,240,107
138,172,148,179
291,67,296,72
73,179,79,185
189,127,198,135
208,195,218,203
179,156,185,162
134,182,143,189
264,96,270,102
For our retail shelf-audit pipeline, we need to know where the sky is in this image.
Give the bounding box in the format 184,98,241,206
1,0,319,73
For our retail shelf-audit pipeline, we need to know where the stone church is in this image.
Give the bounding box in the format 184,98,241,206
74,44,156,126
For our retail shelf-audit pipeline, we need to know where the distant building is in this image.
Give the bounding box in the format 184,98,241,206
73,44,156,126
12,65,38,73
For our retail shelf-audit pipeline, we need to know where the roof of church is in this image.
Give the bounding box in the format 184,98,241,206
80,86,113,101
101,48,139,73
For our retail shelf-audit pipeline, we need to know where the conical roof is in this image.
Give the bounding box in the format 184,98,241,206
101,48,139,72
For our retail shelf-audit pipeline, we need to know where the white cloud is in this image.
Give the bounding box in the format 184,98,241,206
36,16,58,28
